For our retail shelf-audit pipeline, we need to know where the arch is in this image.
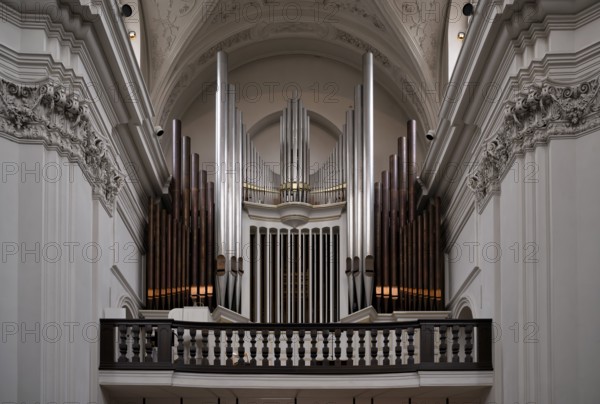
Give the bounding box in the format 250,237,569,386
452,295,476,319
117,295,139,319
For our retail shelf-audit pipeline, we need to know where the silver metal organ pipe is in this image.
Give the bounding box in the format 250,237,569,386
236,112,244,311
280,115,284,203
298,104,304,202
226,83,236,309
215,50,228,307
363,52,375,307
353,84,363,309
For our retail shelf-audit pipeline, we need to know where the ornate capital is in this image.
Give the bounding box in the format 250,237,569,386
467,75,600,202
0,78,124,208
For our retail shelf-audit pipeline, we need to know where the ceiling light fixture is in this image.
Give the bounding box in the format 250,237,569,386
462,3,474,16
128,31,136,39
458,32,466,40
121,4,133,17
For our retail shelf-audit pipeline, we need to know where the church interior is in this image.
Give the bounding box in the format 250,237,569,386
1,0,599,403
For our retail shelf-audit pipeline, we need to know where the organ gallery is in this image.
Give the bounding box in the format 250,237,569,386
145,51,444,321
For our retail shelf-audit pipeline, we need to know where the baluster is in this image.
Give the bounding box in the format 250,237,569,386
250,330,257,365
214,329,222,366
298,330,306,366
358,329,366,366
274,330,281,366
175,326,185,364
452,325,460,363
310,329,318,366
261,330,269,366
322,329,330,366
407,327,415,365
285,330,293,366
382,329,390,365
189,328,197,364
465,324,473,363
238,329,246,365
334,329,342,366
144,324,153,362
394,328,402,365
131,325,140,362
201,329,209,365
225,329,233,366
439,325,447,363
346,330,354,366
370,329,378,366
118,324,128,363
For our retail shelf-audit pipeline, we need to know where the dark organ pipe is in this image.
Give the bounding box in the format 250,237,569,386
371,122,445,313
374,182,381,311
191,153,199,304
144,120,216,311
147,199,154,309
381,170,390,307
407,120,417,223
389,154,399,303
161,208,167,309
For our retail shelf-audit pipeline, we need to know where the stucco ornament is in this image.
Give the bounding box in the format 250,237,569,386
0,78,124,207
468,76,600,202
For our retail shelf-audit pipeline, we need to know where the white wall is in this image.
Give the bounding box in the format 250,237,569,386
447,133,600,403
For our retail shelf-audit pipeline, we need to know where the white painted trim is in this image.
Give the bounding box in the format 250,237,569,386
99,370,494,390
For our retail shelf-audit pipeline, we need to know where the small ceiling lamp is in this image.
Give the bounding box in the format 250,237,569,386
121,4,133,17
457,32,466,40
128,31,136,39
462,3,474,16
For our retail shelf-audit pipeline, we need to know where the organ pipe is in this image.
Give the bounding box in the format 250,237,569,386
144,120,215,311
371,120,445,314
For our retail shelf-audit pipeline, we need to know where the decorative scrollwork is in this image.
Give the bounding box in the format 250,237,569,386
468,76,600,202
0,78,124,207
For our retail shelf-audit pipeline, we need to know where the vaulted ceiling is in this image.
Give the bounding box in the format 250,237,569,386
139,0,450,134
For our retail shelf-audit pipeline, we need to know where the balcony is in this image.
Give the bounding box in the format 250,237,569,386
99,319,492,374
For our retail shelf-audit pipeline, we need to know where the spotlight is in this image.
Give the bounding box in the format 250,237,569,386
426,130,435,141
121,4,133,17
462,3,474,16
457,32,466,40
154,126,164,137
128,31,136,39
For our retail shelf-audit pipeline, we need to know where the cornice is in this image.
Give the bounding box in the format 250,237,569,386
467,74,600,208
422,0,600,240
0,77,124,211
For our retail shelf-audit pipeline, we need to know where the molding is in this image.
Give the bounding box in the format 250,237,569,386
211,306,251,323
244,201,345,227
466,75,600,208
447,266,482,311
111,265,143,309
99,370,494,390
0,78,124,212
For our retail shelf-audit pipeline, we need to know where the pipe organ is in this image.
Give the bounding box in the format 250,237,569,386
144,50,444,319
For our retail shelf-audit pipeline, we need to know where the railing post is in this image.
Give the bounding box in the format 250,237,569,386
156,323,173,364
477,321,493,369
420,323,435,365
100,321,115,366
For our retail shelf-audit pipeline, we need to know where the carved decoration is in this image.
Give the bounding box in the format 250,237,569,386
0,78,125,207
467,76,600,202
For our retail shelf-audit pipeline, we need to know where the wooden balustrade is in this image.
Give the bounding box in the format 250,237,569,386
100,319,492,374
